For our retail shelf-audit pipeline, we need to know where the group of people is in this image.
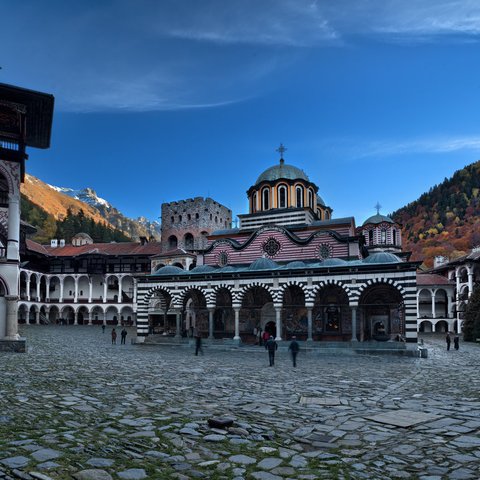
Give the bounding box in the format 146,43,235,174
445,332,460,351
264,335,300,367
108,327,128,345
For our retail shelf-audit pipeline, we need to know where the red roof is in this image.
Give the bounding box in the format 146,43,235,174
27,239,163,257
417,273,453,286
152,248,195,259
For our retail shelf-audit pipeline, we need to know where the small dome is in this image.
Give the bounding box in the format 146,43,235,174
248,257,279,271
284,261,306,269
217,265,238,272
256,161,309,184
362,214,395,226
153,265,186,275
363,252,402,264
319,258,347,267
189,265,217,274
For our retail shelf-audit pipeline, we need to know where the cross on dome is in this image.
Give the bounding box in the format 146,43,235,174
375,202,382,214
276,143,287,164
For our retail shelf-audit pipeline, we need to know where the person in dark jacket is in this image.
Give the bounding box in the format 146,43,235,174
120,328,127,345
453,334,460,350
195,333,203,356
446,332,451,351
265,335,278,366
288,336,300,367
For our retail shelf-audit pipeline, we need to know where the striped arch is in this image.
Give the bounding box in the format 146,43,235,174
312,279,353,302
177,286,208,308
140,286,176,310
356,278,406,300
210,284,235,305
0,274,9,295
0,163,17,196
279,281,307,301
237,282,277,304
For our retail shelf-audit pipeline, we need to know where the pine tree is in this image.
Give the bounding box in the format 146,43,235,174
463,284,480,342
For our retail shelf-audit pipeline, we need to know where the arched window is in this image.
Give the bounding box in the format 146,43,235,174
184,233,194,250
262,188,270,210
296,186,304,207
171,216,174,223
278,185,287,209
168,235,178,250
308,189,314,208
392,229,397,245
252,193,257,213
368,230,374,244
178,215,182,222
381,229,387,244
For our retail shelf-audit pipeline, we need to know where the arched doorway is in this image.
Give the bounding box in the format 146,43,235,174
359,283,404,341
148,289,172,334
214,288,233,338
313,284,350,341
241,286,274,343
183,289,207,337
282,285,307,340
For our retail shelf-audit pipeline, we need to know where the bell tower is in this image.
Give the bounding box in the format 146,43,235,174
0,83,54,351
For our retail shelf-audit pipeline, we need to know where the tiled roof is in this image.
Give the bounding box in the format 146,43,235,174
26,239,51,255
151,248,195,258
29,240,163,257
417,273,453,286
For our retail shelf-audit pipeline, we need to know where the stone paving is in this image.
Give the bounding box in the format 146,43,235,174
1,326,479,480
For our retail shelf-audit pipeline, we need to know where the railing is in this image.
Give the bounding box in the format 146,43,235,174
0,139,20,151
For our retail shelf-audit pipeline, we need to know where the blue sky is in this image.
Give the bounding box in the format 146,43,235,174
2,0,480,225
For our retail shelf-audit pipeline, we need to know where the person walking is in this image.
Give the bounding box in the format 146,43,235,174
288,336,300,367
257,328,263,346
195,332,203,356
120,328,127,345
102,324,105,333
265,335,278,366
446,332,451,351
111,328,117,345
454,334,460,350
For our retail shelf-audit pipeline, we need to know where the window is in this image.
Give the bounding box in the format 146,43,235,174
171,216,174,223
318,243,331,260
262,188,270,210
187,214,191,221
168,235,178,250
308,189,314,208
252,193,257,213
278,185,287,208
179,215,182,222
392,229,397,245
196,213,199,219
296,186,304,207
368,230,374,244
381,229,387,244
218,251,229,267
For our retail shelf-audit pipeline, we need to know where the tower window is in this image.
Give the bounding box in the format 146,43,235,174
308,189,314,208
392,229,397,245
262,188,270,210
381,229,387,244
368,229,374,244
278,185,287,209
296,186,304,207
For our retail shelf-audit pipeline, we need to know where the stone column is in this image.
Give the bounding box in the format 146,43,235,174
233,307,241,342
73,311,78,325
5,296,20,339
88,280,93,303
175,310,182,339
103,312,107,326
103,278,108,303
306,305,313,342
35,310,40,325
274,305,282,341
431,289,436,319
208,307,215,340
88,312,92,325
467,268,473,299
45,277,50,302
351,306,358,342
36,278,41,302
74,277,79,303
7,194,20,261
118,276,122,303
26,277,31,301
59,279,64,303
447,294,453,318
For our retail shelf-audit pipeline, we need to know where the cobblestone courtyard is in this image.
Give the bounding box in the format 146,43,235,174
1,327,479,480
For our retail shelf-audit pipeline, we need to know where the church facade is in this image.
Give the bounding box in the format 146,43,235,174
136,153,420,347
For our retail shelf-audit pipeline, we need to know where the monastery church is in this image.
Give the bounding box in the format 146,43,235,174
136,147,419,349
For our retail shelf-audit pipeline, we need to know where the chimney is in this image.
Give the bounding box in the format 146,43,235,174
434,255,447,268
140,236,148,246
59,239,65,247
51,239,58,248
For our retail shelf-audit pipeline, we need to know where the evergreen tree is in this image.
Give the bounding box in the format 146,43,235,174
463,284,480,342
